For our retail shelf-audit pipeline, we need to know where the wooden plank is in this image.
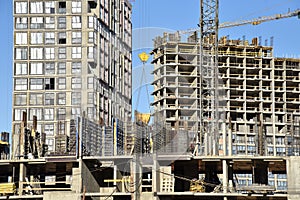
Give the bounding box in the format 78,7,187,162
104,179,130,183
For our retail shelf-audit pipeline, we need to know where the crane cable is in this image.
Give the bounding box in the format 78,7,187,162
134,0,151,114
134,61,151,113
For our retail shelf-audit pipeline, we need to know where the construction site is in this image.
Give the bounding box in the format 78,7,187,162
1,0,300,199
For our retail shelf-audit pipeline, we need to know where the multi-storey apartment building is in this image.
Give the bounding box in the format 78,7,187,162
150,33,300,193
12,0,132,156
151,33,300,157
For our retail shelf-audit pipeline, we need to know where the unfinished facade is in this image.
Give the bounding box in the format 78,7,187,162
150,33,300,196
151,33,300,157
12,0,132,156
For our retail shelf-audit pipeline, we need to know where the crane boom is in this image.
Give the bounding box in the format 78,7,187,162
179,8,300,35
221,8,300,28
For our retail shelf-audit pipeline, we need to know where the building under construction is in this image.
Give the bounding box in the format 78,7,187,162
149,32,300,199
151,33,300,158
2,33,300,200
1,0,300,199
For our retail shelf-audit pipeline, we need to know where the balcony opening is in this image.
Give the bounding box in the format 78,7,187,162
45,78,55,90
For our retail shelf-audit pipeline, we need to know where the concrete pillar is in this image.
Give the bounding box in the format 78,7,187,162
133,156,141,200
287,157,300,200
113,164,117,188
222,160,228,193
152,154,160,200
222,123,227,156
204,133,208,155
228,128,232,156
19,163,26,196
71,167,81,193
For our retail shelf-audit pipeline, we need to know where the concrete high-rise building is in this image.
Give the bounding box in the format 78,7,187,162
151,33,300,157
12,0,132,156
150,33,300,194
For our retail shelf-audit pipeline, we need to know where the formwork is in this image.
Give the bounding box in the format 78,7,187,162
69,119,77,155
103,126,114,156
80,117,126,157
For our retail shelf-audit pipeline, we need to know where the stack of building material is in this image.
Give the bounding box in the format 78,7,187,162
116,120,125,155
81,117,91,156
133,123,151,154
69,119,77,155
0,132,9,159
55,135,69,155
23,128,47,158
80,117,126,157
133,124,142,154
82,117,102,156
0,183,16,195
103,127,113,156
125,122,134,155
94,125,103,156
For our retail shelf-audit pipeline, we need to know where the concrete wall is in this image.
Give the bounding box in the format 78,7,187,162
81,161,100,193
43,191,80,200
71,167,81,193
287,157,300,200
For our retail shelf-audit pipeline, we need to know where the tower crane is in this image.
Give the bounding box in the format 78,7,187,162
179,8,300,35
196,3,299,157
193,1,300,190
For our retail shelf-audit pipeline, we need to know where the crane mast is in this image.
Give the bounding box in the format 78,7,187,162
198,0,220,156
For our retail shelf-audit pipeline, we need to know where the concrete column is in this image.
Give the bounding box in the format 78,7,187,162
152,154,160,200
71,166,81,193
222,160,228,193
204,133,208,155
19,163,26,196
133,156,141,200
228,161,234,192
222,123,227,156
228,128,232,156
287,157,300,200
113,164,117,188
